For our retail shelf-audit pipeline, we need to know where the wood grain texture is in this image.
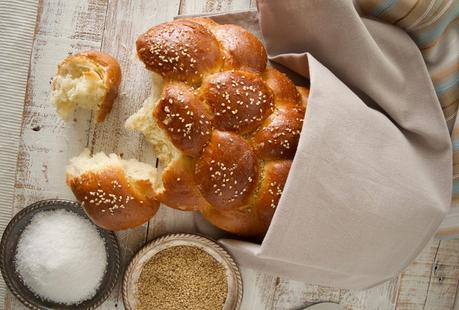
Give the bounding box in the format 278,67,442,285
4,0,459,309
396,239,459,310
7,0,108,309
0,0,39,302
239,265,400,310
180,0,253,14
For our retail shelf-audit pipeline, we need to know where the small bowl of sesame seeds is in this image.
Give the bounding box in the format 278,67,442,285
122,233,242,310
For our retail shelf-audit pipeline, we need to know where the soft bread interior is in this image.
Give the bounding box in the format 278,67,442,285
66,149,157,185
125,72,180,192
52,57,106,120
124,96,180,166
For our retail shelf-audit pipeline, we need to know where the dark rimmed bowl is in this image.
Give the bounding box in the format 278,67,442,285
0,199,121,309
122,233,243,310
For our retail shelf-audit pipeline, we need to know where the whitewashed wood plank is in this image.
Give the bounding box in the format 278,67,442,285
180,0,253,14
14,0,107,205
262,276,342,310
424,240,459,309
258,239,459,310
248,272,400,310
396,241,438,309
7,0,109,309
396,239,459,310
343,278,400,310
0,0,39,301
454,281,459,310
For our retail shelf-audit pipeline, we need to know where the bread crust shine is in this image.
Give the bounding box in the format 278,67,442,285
66,150,159,231
194,130,259,209
136,20,223,85
67,167,159,231
201,70,274,134
154,82,213,157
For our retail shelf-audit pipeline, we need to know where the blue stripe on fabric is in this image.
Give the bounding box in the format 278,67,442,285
414,3,459,46
371,0,398,17
436,232,459,241
435,72,459,94
453,181,459,193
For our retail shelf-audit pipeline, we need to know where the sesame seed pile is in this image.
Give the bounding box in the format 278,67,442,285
136,246,228,310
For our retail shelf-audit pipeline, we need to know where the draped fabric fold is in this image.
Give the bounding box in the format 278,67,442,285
195,0,453,289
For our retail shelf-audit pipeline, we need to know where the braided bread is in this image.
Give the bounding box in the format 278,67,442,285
129,18,308,236
66,18,308,235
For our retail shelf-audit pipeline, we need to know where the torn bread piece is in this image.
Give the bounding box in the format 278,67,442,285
125,95,180,166
51,51,121,123
66,149,159,231
125,93,208,212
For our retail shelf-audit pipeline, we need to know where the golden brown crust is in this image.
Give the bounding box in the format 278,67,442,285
82,52,122,123
253,160,292,233
263,68,300,105
201,70,274,134
212,24,267,73
67,166,159,231
198,160,292,237
179,17,218,29
194,130,258,209
153,82,213,157
252,104,305,160
156,156,210,211
200,204,261,237
136,20,223,85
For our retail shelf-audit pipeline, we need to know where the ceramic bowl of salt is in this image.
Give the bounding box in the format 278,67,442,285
0,199,121,309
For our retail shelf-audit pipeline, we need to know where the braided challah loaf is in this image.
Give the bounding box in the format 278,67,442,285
66,18,308,236
128,18,308,236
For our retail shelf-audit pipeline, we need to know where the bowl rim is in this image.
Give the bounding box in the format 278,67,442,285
0,199,121,310
122,232,243,310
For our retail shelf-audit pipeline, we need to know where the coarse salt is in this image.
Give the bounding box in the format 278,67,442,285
15,209,107,305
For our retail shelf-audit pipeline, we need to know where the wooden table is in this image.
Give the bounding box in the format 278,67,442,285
4,0,459,309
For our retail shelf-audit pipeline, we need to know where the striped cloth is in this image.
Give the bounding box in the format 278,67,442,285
357,0,459,239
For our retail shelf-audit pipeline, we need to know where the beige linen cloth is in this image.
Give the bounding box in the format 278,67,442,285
193,0,453,289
